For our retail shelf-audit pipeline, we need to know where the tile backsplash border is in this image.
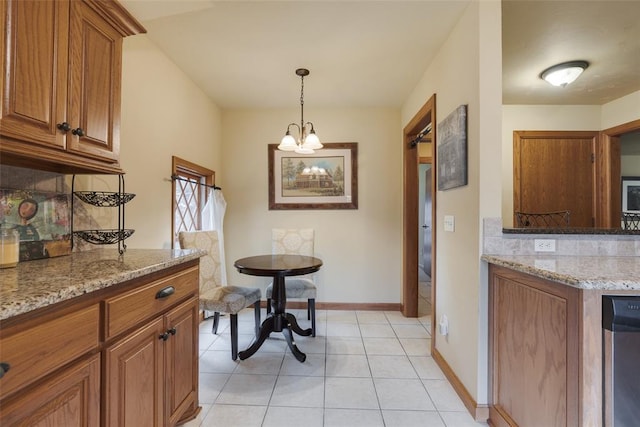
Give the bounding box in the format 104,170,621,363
483,217,640,257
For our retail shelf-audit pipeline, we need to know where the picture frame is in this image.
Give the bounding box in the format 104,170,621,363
268,142,358,210
622,176,640,213
437,104,468,191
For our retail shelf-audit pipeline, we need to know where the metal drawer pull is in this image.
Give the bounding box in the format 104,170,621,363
0,362,10,379
168,327,176,336
155,286,175,299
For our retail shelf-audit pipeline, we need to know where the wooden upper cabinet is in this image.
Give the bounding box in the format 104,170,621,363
0,0,145,174
0,0,69,149
67,0,122,162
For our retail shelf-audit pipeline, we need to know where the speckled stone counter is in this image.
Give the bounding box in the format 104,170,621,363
482,254,640,290
0,248,204,321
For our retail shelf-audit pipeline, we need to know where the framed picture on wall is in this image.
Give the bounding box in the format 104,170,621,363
622,176,640,213
268,142,358,210
437,104,468,191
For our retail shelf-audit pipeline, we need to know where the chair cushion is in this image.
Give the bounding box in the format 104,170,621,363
200,285,261,314
265,278,316,299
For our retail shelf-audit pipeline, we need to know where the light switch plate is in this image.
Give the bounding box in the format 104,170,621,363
444,215,455,232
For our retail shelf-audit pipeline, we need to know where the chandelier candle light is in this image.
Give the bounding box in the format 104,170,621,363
278,68,322,154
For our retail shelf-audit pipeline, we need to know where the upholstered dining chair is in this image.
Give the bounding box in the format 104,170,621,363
178,230,261,360
266,228,317,336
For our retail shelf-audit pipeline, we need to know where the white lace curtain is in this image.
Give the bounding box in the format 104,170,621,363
201,188,227,284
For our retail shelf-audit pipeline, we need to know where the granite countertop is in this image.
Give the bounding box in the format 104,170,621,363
482,254,640,291
0,248,204,321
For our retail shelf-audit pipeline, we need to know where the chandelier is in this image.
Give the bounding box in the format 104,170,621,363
278,68,322,154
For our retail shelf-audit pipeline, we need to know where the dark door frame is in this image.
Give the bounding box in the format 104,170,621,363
402,94,436,337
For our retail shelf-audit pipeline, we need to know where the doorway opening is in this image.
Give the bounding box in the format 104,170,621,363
418,162,432,316
601,118,640,227
402,94,436,341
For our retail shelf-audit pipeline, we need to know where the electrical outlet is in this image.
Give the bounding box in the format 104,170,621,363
534,239,556,252
439,315,449,336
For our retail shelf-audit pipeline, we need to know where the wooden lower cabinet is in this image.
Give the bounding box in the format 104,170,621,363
488,264,580,427
0,261,200,427
105,317,165,427
165,299,199,426
105,297,199,427
0,354,101,426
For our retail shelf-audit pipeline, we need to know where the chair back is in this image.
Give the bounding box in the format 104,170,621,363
272,228,314,256
622,212,640,230
178,230,222,293
515,210,570,228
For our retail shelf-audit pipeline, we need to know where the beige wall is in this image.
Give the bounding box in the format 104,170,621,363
601,90,640,129
402,0,503,406
220,108,403,303
622,156,640,176
93,35,223,249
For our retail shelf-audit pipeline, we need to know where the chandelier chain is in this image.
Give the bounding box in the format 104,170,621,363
299,74,305,130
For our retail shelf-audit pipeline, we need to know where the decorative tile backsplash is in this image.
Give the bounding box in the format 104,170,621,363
483,217,640,256
0,165,102,258
0,189,72,261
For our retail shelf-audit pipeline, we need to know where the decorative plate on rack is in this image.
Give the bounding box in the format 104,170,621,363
74,229,135,245
74,192,136,207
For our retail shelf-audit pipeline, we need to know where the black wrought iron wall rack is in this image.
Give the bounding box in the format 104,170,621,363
71,174,135,254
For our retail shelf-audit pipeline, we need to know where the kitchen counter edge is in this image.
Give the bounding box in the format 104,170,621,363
0,248,205,321
482,254,640,291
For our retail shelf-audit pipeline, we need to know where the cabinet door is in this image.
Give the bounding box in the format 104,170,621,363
105,317,165,427
165,298,199,426
489,265,580,427
0,0,69,149
0,354,100,426
67,0,122,163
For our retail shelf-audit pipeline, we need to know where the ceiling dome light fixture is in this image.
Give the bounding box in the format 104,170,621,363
278,68,322,154
540,60,589,87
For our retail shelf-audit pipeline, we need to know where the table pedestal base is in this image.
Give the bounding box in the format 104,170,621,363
238,312,312,362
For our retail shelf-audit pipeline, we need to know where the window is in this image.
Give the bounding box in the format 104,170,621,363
171,156,215,247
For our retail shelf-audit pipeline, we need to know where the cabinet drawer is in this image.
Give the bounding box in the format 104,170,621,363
105,266,198,340
0,304,100,400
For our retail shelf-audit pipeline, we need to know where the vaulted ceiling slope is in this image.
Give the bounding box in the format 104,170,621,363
121,0,640,109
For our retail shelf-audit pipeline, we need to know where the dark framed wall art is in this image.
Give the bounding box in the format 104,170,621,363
268,142,358,210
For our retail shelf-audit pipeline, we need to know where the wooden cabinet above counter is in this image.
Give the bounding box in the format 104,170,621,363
0,0,145,174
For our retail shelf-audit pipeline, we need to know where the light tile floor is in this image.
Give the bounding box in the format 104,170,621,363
182,308,488,427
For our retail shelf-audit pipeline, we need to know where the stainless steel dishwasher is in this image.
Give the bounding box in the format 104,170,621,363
602,296,640,427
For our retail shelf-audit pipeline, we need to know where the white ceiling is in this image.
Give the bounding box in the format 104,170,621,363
120,0,640,109
120,0,469,109
502,0,640,105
